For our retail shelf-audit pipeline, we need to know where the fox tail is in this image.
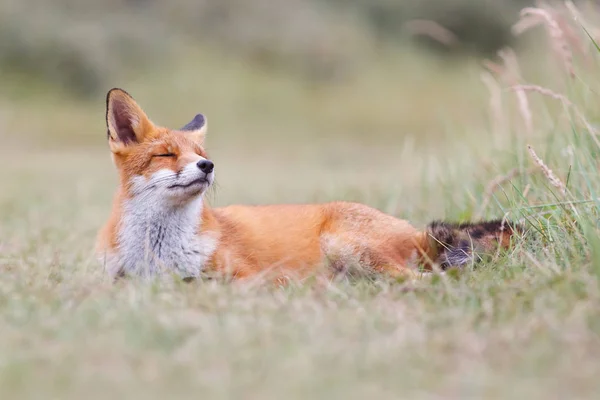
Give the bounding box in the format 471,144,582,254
422,219,524,269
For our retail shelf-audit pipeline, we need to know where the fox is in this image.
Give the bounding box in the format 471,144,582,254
96,88,523,282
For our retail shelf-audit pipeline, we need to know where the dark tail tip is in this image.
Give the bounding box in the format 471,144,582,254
426,219,524,269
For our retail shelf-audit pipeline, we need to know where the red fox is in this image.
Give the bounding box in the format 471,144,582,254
96,88,522,281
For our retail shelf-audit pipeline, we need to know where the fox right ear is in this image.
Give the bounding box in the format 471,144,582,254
105,88,153,149
180,113,207,143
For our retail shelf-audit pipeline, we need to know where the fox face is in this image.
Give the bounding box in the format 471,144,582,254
106,89,214,204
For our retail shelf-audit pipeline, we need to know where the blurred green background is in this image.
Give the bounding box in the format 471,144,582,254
1,0,533,94
1,0,541,149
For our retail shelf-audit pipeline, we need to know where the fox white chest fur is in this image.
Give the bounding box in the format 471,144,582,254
105,175,218,279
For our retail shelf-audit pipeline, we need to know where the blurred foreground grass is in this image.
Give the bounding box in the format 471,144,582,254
3,2,600,399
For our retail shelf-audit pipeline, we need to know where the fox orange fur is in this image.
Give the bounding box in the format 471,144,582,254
96,89,522,282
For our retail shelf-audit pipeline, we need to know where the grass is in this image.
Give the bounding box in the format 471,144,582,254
3,6,600,398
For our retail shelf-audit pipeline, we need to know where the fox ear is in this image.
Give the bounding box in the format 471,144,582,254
106,88,153,148
180,114,207,143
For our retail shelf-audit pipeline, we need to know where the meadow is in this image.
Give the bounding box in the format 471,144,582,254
2,2,600,398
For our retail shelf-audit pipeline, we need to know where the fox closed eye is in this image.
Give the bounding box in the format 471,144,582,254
152,153,176,158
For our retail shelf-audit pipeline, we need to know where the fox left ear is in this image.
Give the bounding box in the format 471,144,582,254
180,114,207,143
106,88,154,150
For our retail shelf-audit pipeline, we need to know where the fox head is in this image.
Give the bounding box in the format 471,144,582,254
105,88,214,204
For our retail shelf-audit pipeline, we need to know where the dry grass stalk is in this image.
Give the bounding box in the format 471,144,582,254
480,71,505,139
514,87,534,135
498,48,523,79
482,60,505,78
403,20,458,47
476,167,529,219
484,48,523,84
510,84,600,146
564,1,582,22
512,14,544,35
522,183,531,198
519,7,575,77
484,48,533,134
511,84,570,103
553,4,586,56
527,144,566,195
565,0,600,60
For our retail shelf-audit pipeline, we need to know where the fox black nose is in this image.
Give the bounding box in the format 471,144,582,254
197,160,214,174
